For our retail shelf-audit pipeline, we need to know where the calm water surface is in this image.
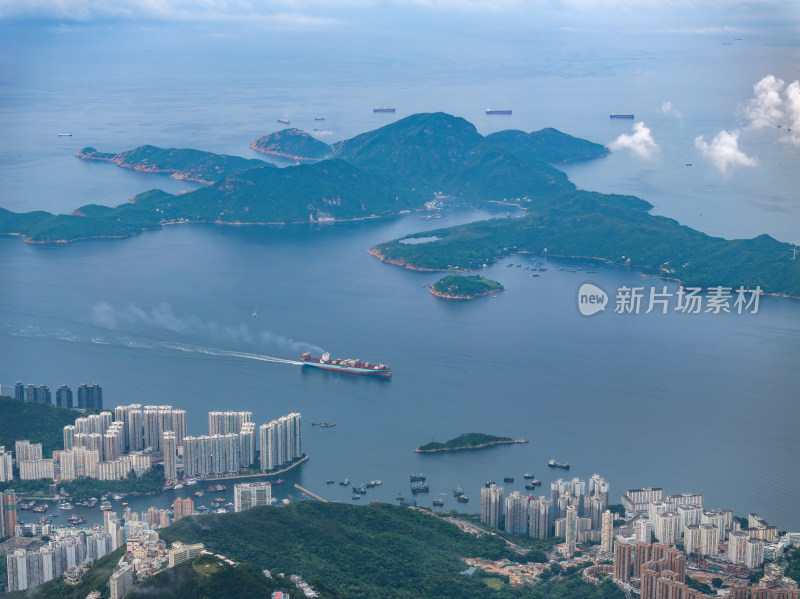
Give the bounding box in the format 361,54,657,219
1,21,798,530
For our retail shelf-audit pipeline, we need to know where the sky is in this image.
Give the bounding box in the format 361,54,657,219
1,0,798,38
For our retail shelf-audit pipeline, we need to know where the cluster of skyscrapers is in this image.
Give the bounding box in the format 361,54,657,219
608,488,796,599
5,530,108,592
481,474,612,556
13,381,103,409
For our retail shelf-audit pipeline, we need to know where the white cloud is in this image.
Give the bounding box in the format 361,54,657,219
609,122,659,159
745,75,800,145
658,100,681,119
694,129,757,175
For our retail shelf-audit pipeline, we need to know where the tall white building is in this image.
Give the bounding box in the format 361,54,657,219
481,484,504,529
565,505,578,554
653,511,680,545
259,412,302,472
0,446,13,482
728,531,750,565
635,518,653,544
162,431,178,482
744,537,764,569
528,497,553,539
109,563,133,599
234,481,272,512
504,491,529,534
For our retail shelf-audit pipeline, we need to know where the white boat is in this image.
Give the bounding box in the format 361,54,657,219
58,132,72,136
59,502,73,510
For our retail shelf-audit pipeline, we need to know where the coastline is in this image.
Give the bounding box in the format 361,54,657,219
415,439,527,454
164,455,309,490
248,142,322,162
429,287,501,300
75,150,216,184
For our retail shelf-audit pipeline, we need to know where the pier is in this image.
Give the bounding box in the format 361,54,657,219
293,484,327,502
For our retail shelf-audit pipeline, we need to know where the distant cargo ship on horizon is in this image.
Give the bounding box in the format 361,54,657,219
610,113,634,119
277,118,290,124
373,107,396,113
486,109,512,115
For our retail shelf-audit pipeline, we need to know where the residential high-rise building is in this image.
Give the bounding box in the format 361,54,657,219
19,458,55,480
115,404,144,452
601,510,614,553
676,503,702,536
234,482,272,512
15,440,43,462
622,488,664,517
109,563,133,599
0,446,13,482
613,541,632,582
744,537,764,569
55,385,73,409
728,531,749,565
162,431,178,482
684,524,702,555
62,425,75,451
173,497,194,522
14,381,25,400
635,518,653,544
528,496,553,539
480,484,504,529
640,544,687,599
565,505,578,555
77,383,103,410
25,384,51,404
699,523,719,556
666,492,703,511
208,411,252,436
633,541,652,579
259,413,302,472
239,422,256,468
504,491,529,534
3,489,18,540
653,511,680,545
168,542,204,568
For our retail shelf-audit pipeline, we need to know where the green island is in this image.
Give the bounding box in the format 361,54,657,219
76,145,269,184
416,432,525,453
430,274,504,299
19,501,624,599
371,189,800,297
0,112,797,296
250,127,334,161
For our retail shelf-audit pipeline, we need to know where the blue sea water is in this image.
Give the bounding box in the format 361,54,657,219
0,20,799,529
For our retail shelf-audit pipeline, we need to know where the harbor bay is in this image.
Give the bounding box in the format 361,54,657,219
2,209,799,530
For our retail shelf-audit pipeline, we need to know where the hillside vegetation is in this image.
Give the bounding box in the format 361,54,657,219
251,128,333,161
76,145,269,183
372,190,800,296
431,275,504,299
0,396,76,458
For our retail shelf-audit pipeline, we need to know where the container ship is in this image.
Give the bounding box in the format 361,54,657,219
486,109,512,115
300,352,392,376
548,459,570,470
373,107,396,113
609,113,634,119
277,118,291,124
